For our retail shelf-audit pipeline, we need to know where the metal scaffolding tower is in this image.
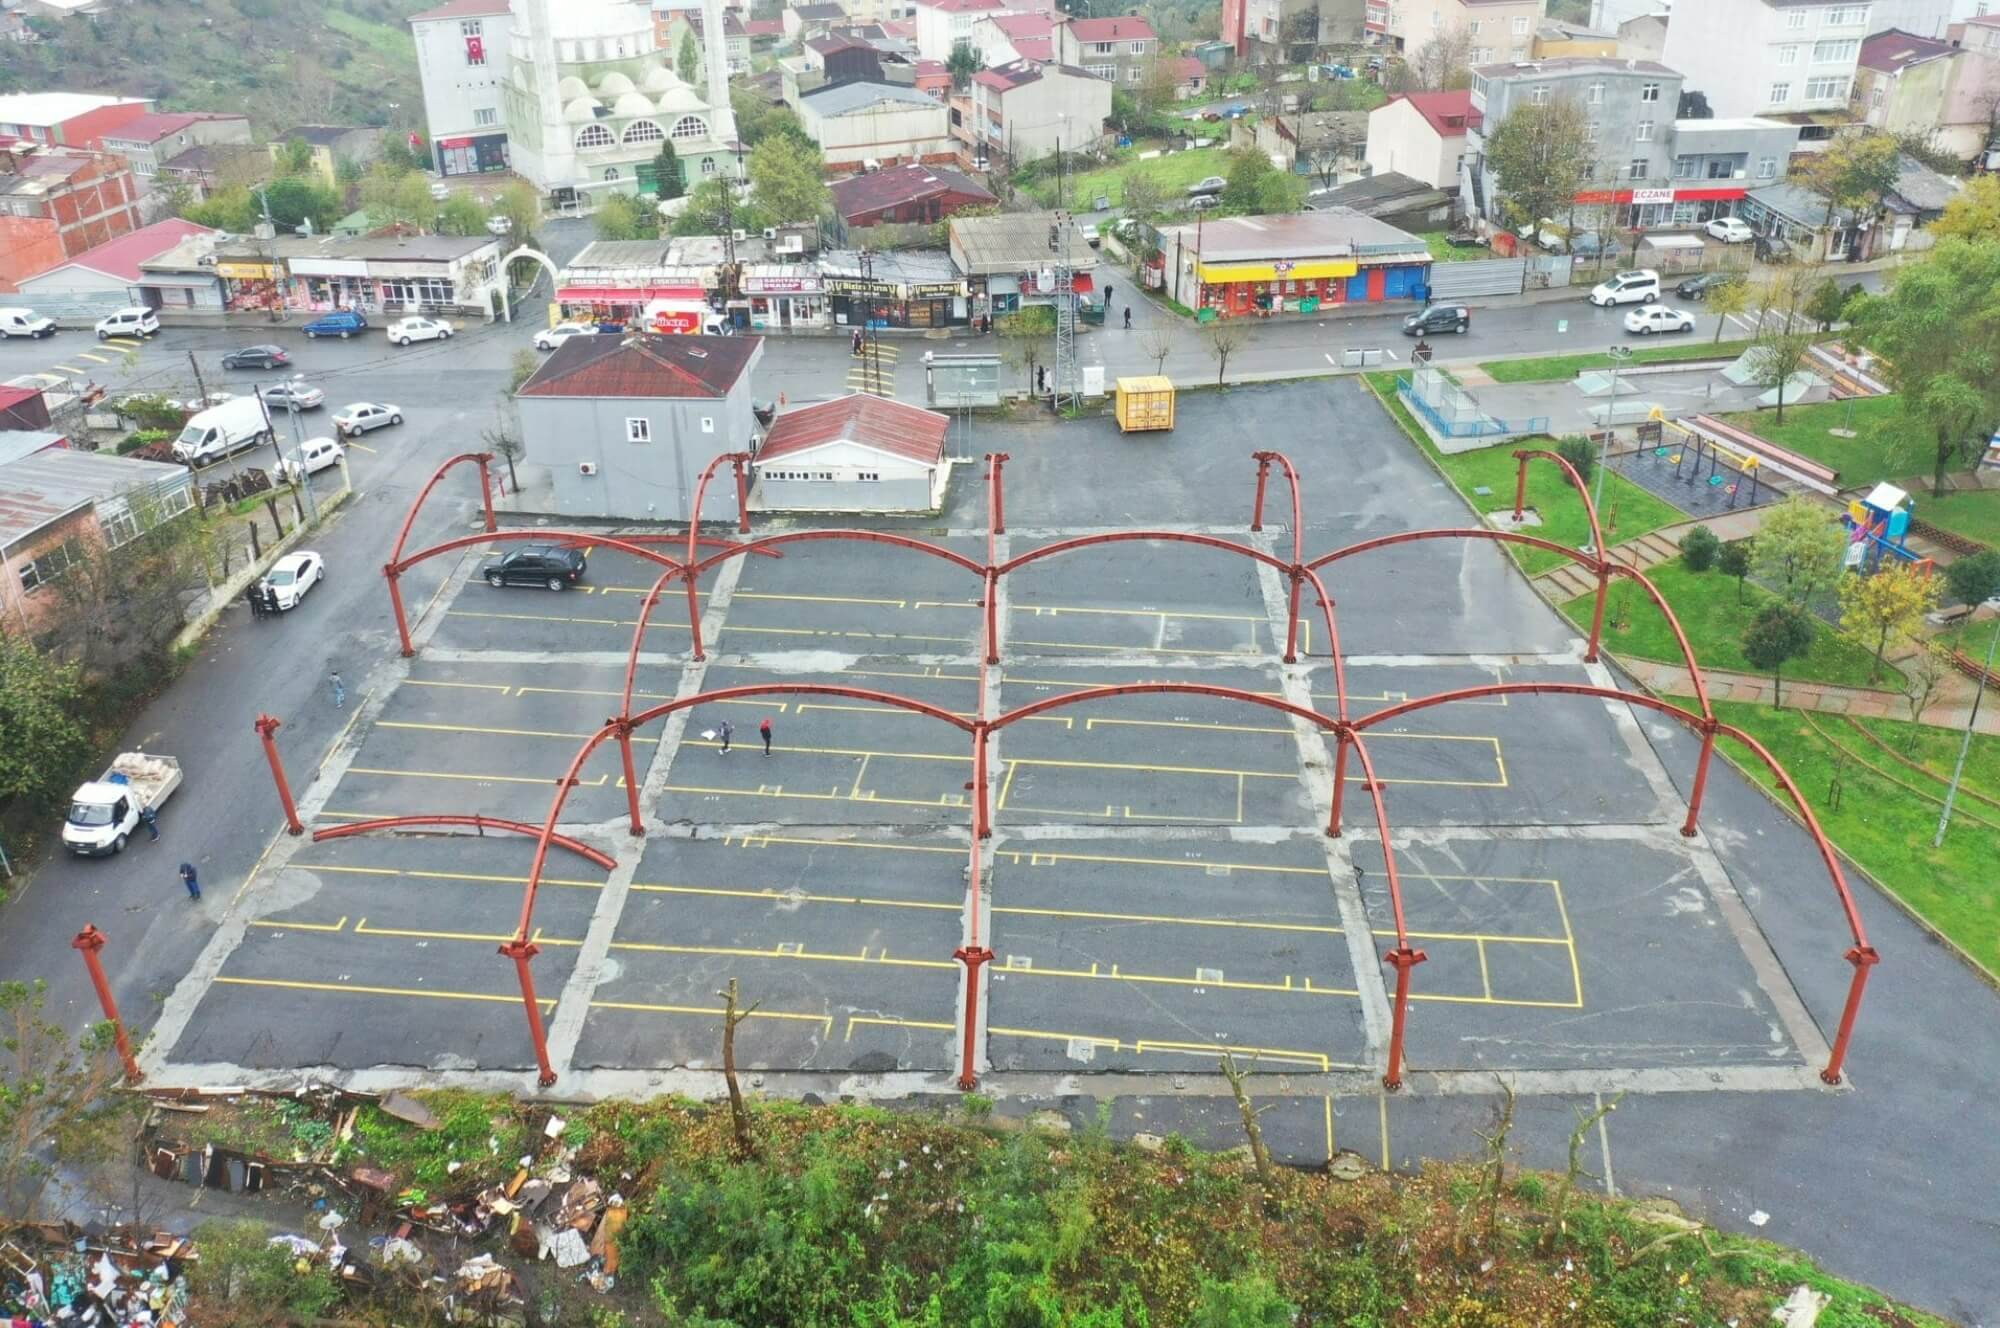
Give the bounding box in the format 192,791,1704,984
1050,209,1078,413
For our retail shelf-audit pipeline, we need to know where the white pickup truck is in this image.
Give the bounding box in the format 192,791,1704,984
62,753,182,857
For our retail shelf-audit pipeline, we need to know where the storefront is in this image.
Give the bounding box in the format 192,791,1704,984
825,276,969,330
435,132,510,178
1194,258,1428,317
556,281,709,328
742,265,826,332
287,257,375,314
215,258,284,314
1574,185,1748,232
1165,214,1432,320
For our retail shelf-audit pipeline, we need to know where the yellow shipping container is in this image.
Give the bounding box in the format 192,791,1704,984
1114,376,1175,433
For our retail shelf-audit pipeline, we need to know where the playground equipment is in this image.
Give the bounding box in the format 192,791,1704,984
1844,482,1935,575
1643,411,1765,509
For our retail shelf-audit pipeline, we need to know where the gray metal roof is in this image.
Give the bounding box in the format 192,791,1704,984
0,449,191,551
1156,208,1429,262
949,212,1093,271
801,80,941,116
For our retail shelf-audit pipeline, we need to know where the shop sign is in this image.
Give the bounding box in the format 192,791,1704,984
826,277,893,296
1631,188,1676,205
215,261,276,280
745,276,815,293
651,309,703,334
908,282,963,298
1271,260,1294,275
438,137,474,149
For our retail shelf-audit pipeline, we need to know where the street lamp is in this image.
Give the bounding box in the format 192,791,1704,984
1935,613,2000,846
1582,344,1633,552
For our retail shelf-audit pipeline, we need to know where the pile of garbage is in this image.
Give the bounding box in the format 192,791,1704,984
0,1223,194,1327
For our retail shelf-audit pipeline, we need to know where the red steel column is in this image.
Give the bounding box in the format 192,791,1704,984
500,938,556,1087
955,833,992,1090
1327,729,1350,837
1513,455,1530,522
385,565,414,658
1283,567,1303,663
254,713,304,835
1585,562,1610,664
1382,944,1426,1091
613,719,643,836
1682,722,1718,837
732,454,751,533
971,723,992,838
475,455,497,533
990,452,1009,534
1821,945,1880,1085
71,926,141,1083
983,568,1001,666
685,572,706,662
1251,455,1271,531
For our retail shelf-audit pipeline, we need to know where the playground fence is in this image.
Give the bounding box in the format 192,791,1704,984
1397,367,1548,441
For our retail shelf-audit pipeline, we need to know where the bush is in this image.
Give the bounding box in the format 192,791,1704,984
1678,524,1721,572
1555,434,1596,484
115,428,173,456
1944,549,2000,607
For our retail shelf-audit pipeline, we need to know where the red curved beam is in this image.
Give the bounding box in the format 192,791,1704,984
311,814,615,871
629,682,975,736
1511,448,1604,569
1608,563,1714,718
388,527,685,578
1303,564,1350,722
996,529,1292,578
992,679,1335,735
1345,730,1425,1091
1351,680,1709,735
620,561,688,719
1252,451,1305,568
690,528,985,581
688,452,752,570
389,452,493,570
1308,526,1603,575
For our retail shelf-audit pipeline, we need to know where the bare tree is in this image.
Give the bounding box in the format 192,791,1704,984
1205,319,1249,387
717,977,759,1159
1218,1052,1278,1200
1541,1093,1622,1253
1406,24,1474,92
1139,326,1175,374
481,419,525,493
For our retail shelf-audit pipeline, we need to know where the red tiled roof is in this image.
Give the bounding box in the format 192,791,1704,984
1382,90,1481,137
1067,15,1155,41
915,59,949,75
1172,55,1205,80
23,217,211,284
830,162,995,219
744,17,784,35
917,0,1008,13
974,60,1042,90
880,18,916,37
987,12,1055,36
1858,28,1958,73
102,111,245,144
757,393,947,466
518,332,759,400
407,0,510,21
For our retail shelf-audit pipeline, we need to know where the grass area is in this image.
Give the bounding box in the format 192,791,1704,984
1915,487,2000,548
1019,145,1236,209
1701,698,2000,975
174,1092,1950,1326
1480,339,1756,384
1562,558,1893,689
1417,231,1492,263
1716,395,1920,489
1365,373,1683,574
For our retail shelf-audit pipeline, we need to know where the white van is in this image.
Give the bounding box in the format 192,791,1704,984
0,308,56,338
1587,269,1662,307
95,307,160,340
172,396,272,465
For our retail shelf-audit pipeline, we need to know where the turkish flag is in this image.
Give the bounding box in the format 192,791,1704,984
466,33,485,62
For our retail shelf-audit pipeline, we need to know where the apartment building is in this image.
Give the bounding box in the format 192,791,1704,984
912,0,1054,61
968,59,1108,164
1066,16,1157,85
98,112,252,193
410,0,514,178
1366,0,1547,61
0,92,152,149
0,145,142,262
1660,0,1873,121
1366,90,1481,189
1856,27,2000,160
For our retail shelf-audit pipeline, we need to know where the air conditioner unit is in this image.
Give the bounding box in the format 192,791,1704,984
778,233,805,253
578,461,599,476
1734,169,1747,178
732,228,748,242
762,227,778,240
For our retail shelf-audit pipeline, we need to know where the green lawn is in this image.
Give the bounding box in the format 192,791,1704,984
1417,231,1492,263
1019,146,1236,209
1698,698,2000,975
1480,340,1755,384
1716,395,1920,489
1562,558,1893,689
1914,487,2000,548
1365,373,1683,574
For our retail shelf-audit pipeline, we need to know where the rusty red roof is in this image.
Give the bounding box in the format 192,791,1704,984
1067,15,1155,41
757,393,948,466
1382,90,1482,137
518,332,759,399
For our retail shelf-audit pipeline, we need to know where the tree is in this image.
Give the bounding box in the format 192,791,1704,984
1717,538,1753,603
482,415,526,493
359,164,435,229
1406,24,1473,91
1741,602,1817,708
1205,318,1248,386
947,41,984,90
1900,640,1955,731
378,131,424,174
1219,146,1302,216
748,133,830,224
998,305,1055,390
1751,497,1846,606
670,177,751,236
1839,563,1939,681
275,135,314,176
1854,237,2000,496
0,632,90,810
493,180,541,243
1945,548,2000,608
1746,322,1817,422
1140,326,1175,374
1931,172,2000,243
1788,130,1901,247
1706,276,1752,344
1137,55,1180,119
261,176,338,233
1483,96,1593,232
651,139,684,200
1120,168,1166,219
595,192,658,241
1,980,125,1219
1804,276,1859,332
677,28,702,84
1556,434,1596,485
436,192,488,236
1679,524,1720,572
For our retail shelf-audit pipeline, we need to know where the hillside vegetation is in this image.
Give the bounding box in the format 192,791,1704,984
0,0,429,135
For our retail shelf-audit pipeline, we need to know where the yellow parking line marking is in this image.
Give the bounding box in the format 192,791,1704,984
846,1015,953,1039
794,701,1070,727
1477,937,1492,1001
214,975,553,1008
590,1000,834,1037
1380,1091,1391,1170
995,960,1352,997
1015,603,1265,625
377,719,658,743
76,351,109,364
353,917,583,946
52,362,88,374
1325,1095,1336,1161
512,684,681,702
630,881,960,910
667,783,968,809
448,609,630,629
345,766,611,787
248,915,348,932
305,863,604,888
347,440,377,454
104,337,143,347
610,939,958,969
982,1026,1339,1071
1011,637,1261,658
405,679,515,695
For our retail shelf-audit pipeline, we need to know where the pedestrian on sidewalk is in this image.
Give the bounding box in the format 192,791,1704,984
179,862,200,900
851,328,864,356
1123,306,1132,329
717,718,733,754
246,586,265,620
1104,283,1114,308
760,716,773,755
1036,366,1047,394
139,805,159,841
330,670,345,709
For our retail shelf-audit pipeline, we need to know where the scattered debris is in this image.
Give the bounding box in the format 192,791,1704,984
1772,1284,1831,1326
380,1091,441,1130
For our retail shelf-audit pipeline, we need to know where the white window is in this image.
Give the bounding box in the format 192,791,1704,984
1093,40,1113,53
1628,157,1648,179
461,18,485,66
1471,46,1491,61
671,114,709,140
18,537,83,594
1757,156,1778,178
626,417,652,443
1126,66,1139,81
1777,44,1800,65
473,107,498,127
1639,81,1659,102
858,471,880,481
1825,5,1868,24
1787,8,1809,27
1511,14,1528,34
576,123,614,150
1587,80,1604,103
700,157,717,175
1769,81,1792,103
1529,85,1549,104
1813,39,1858,62
1806,75,1849,99
1635,120,1653,141
380,276,455,305
1674,155,1695,178
701,416,716,433
1129,39,1145,52
1468,19,1481,34
622,119,665,146
1585,121,1600,142
1087,63,1115,78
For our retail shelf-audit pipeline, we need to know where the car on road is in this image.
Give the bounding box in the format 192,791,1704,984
221,344,290,369
260,380,326,410
534,320,595,352
332,401,402,435
486,215,513,236
1189,194,1220,211
1587,269,1661,307
0,308,56,338
1189,175,1226,196
429,180,450,201
1402,303,1471,336
1624,303,1697,335
261,550,324,610
303,309,368,339
1080,222,1100,247
388,315,454,345
279,436,344,482
1675,271,1743,300
1705,216,1755,243
95,307,159,340
482,544,587,590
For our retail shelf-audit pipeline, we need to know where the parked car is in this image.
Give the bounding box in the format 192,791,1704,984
261,550,324,611
95,307,159,340
221,344,290,369
486,215,513,236
1188,175,1227,196
1189,194,1221,211
388,316,454,345
1080,222,1100,247
332,401,402,435
1402,303,1471,336
259,380,325,411
0,308,56,338
1705,216,1755,244
1587,270,1661,307
279,436,344,482
303,309,368,339
482,544,587,590
1569,230,1621,259
429,180,450,201
534,321,595,352
62,753,181,857
1675,270,1743,300
1625,303,1697,335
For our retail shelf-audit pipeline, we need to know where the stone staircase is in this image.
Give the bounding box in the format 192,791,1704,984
1538,528,1687,600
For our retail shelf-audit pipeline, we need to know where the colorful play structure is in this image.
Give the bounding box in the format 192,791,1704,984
1643,411,1765,510
1844,482,1935,576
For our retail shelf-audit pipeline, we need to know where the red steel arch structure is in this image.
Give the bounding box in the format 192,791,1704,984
329,443,1877,1092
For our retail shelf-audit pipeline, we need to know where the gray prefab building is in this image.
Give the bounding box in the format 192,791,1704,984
515,332,763,521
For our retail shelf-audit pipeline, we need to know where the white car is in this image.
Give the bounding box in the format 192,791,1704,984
259,380,325,411
534,321,594,352
1588,269,1662,307
95,307,160,340
332,402,403,435
486,215,514,236
387,316,454,345
1624,303,1697,335
279,436,344,482
1705,216,1755,243
262,550,324,611
1080,222,1101,247
429,180,451,201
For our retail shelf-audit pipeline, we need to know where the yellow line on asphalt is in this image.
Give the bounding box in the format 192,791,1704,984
353,917,581,946
590,999,833,1036
214,974,554,1008
248,915,349,933
629,881,961,910
405,679,515,695
76,351,109,363
345,766,611,787
846,1015,953,1040
377,719,658,743
305,862,604,888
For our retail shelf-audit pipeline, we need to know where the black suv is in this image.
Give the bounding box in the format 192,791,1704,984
1675,271,1743,301
1402,303,1471,336
482,545,587,590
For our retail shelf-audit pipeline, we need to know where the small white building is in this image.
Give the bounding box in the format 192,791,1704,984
969,59,1109,164
798,80,955,171
752,393,949,511
1661,0,1873,123
409,0,515,178
1366,91,1481,192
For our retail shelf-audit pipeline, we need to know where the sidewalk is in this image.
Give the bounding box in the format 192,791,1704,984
1620,655,2000,733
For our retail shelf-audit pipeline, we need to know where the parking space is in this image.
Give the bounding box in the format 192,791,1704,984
1004,540,1282,659
718,536,986,656
430,546,726,654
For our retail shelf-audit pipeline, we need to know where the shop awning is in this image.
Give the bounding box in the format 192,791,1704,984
1196,258,1357,283
215,261,278,280
557,284,704,302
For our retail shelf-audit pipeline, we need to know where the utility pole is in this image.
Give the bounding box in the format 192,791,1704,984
1050,206,1077,414
859,248,883,396
1935,614,2000,846
186,350,209,409
1584,344,1632,551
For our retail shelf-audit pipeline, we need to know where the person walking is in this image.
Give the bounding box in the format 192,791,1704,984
1036,365,1047,395
851,328,864,356
1123,306,1132,330
246,586,265,620
179,862,200,900
759,716,773,756
1103,283,1114,309
330,670,345,709
717,718,733,754
139,804,159,842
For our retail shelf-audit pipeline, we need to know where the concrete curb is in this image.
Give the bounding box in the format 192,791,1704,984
171,478,352,653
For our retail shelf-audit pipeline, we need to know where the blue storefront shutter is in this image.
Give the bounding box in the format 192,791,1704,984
1346,273,1368,301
